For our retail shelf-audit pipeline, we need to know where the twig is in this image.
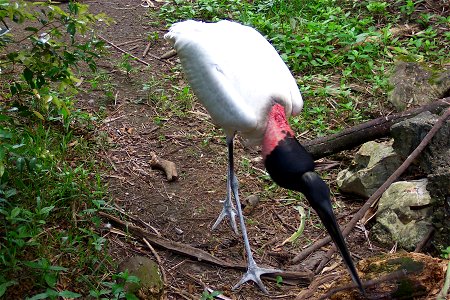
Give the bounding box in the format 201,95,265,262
142,40,152,58
98,35,171,65
114,91,119,106
109,203,162,236
116,38,144,47
293,107,450,265
128,45,139,51
318,269,408,300
161,49,177,59
98,211,313,283
436,262,450,300
142,237,168,284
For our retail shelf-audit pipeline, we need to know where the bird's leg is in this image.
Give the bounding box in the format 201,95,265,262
226,135,281,294
211,136,238,234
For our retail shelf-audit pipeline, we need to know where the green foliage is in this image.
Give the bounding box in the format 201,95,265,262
0,1,130,299
0,0,108,124
366,1,389,14
88,271,140,300
201,289,223,300
276,275,283,287
441,246,450,259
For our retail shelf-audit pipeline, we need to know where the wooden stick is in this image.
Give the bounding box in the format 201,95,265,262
304,98,449,159
143,237,168,284
116,38,144,47
293,107,450,265
98,35,171,65
142,40,152,58
99,211,313,283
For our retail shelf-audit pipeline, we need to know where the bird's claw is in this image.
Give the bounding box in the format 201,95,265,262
211,201,238,234
232,266,282,294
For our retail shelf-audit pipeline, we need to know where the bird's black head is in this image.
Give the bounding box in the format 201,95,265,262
264,134,332,214
264,134,366,295
264,133,315,191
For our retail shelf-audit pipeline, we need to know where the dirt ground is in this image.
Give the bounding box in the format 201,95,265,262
81,1,413,299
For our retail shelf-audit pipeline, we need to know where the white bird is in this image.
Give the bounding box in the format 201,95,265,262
165,20,365,295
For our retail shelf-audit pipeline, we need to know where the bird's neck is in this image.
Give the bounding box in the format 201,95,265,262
262,104,295,158
262,103,315,190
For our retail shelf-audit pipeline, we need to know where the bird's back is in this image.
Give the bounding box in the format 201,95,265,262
165,20,303,144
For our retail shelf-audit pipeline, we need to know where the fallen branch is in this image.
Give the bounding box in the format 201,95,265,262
161,49,177,59
116,38,144,47
142,40,152,58
317,269,408,300
293,107,450,265
99,211,313,284
150,152,178,182
304,98,449,159
98,35,171,66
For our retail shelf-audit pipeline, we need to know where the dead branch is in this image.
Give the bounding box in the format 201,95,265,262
99,211,313,284
161,49,177,59
317,269,408,300
142,40,152,58
150,152,178,181
116,38,144,47
98,35,172,65
293,107,450,265
304,98,449,159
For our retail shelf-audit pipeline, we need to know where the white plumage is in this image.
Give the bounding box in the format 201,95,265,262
165,20,303,145
164,20,365,295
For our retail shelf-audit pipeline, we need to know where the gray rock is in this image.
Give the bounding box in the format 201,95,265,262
388,62,450,110
337,140,402,198
371,179,433,251
118,256,164,300
427,166,450,249
391,111,450,173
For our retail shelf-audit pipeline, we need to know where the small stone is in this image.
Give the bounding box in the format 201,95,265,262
242,194,260,215
118,256,164,300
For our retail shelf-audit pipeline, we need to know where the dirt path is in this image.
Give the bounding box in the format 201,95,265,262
85,1,379,299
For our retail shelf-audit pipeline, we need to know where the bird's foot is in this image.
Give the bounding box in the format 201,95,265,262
211,200,238,234
232,265,282,294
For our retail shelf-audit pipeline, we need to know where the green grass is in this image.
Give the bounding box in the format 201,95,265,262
159,0,450,136
0,117,113,298
0,1,140,298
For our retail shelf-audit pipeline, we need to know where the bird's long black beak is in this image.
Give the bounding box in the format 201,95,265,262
300,172,365,295
263,132,365,295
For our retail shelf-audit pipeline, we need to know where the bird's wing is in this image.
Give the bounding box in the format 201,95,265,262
165,20,303,142
165,21,258,135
